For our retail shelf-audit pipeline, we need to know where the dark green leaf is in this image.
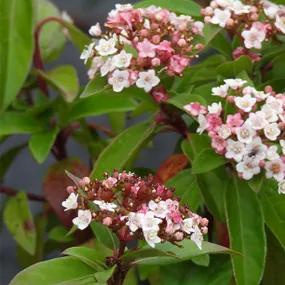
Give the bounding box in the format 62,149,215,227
0,0,34,111
90,222,119,251
80,77,108,98
29,127,59,163
94,266,116,283
192,148,226,174
37,65,79,102
9,256,96,285
0,112,43,135
4,192,36,255
91,122,155,178
225,176,266,285
135,0,201,17
203,24,222,45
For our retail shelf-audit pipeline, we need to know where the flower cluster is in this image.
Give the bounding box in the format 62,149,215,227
62,171,208,249
80,4,204,93
184,79,285,194
201,0,285,57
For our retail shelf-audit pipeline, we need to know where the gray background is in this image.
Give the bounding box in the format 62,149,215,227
0,0,180,283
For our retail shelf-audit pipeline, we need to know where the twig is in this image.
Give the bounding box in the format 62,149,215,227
0,186,46,202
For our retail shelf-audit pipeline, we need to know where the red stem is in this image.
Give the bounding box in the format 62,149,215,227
0,186,46,202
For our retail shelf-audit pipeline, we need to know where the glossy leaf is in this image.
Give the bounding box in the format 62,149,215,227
29,127,59,163
0,0,34,111
203,24,222,45
192,148,226,174
9,256,95,285
91,122,155,178
166,169,201,211
67,93,137,122
37,65,79,102
0,112,43,135
259,179,285,250
135,0,201,17
90,222,119,251
4,192,36,255
94,266,116,283
80,77,108,98
225,177,266,285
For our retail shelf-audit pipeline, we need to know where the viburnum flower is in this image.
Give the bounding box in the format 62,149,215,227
184,78,285,194
81,4,205,93
62,171,208,249
202,0,285,55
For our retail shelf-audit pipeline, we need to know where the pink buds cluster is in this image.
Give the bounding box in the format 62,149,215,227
184,79,285,194
201,0,285,58
62,171,208,249
81,4,204,94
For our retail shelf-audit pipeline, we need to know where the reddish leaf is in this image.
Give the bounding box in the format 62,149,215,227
43,159,89,227
156,154,189,183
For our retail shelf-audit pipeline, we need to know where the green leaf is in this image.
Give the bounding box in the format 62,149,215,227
108,112,126,134
166,169,201,211
94,266,116,284
67,93,137,122
0,0,34,111
203,24,222,46
217,56,253,78
134,0,201,17
80,77,108,98
48,225,74,243
259,179,285,250
191,254,210,267
90,222,119,251
91,122,155,178
168,93,206,111
125,240,235,266
192,148,226,174
0,144,25,181
37,65,79,102
225,177,266,285
0,112,43,135
4,192,36,255
29,127,59,163
63,246,106,271
35,0,66,62
9,256,96,285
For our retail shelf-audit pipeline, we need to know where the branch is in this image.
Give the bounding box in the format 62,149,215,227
0,186,46,202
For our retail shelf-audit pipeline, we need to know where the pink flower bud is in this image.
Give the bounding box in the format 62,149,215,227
152,35,161,44
103,217,113,226
177,38,187,47
151,58,161,66
174,232,184,241
66,186,74,193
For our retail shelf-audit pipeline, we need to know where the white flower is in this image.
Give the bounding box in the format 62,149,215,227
108,70,130,92
224,78,247,90
80,42,95,64
243,86,269,101
148,200,168,219
275,13,285,34
100,58,115,77
236,158,260,180
113,50,132,69
89,23,102,37
280,140,285,154
264,123,281,141
72,209,92,230
225,139,246,162
102,177,118,189
191,226,203,249
230,1,251,15
212,84,229,97
234,94,256,112
242,26,266,49
197,114,207,134
143,229,161,248
217,124,231,139
278,180,285,194
95,38,117,56
126,212,143,232
182,218,194,234
261,105,278,122
210,8,231,28
193,21,204,35
246,111,267,130
136,70,160,92
266,96,283,114
141,211,162,232
267,145,280,161
236,124,256,144
88,56,104,79
208,102,222,114
263,1,279,19
93,200,117,212
62,193,78,211
265,159,285,182
244,137,267,163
